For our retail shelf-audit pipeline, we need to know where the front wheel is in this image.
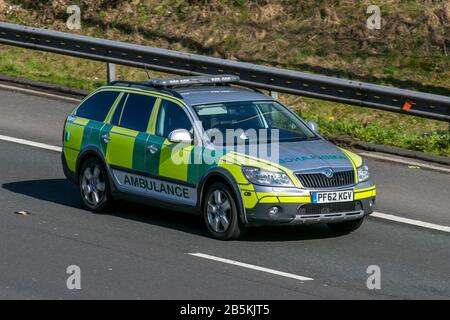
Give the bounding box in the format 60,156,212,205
79,158,113,212
327,217,364,233
203,182,246,240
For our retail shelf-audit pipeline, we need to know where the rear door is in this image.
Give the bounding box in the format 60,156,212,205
100,92,156,174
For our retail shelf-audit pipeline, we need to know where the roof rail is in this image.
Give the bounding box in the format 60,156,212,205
108,80,183,99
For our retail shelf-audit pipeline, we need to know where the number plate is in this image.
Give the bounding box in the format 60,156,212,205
311,190,353,204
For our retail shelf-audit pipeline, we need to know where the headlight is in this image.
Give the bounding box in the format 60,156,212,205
357,164,370,182
242,166,294,187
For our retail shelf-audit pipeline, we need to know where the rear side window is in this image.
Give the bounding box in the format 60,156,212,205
118,93,156,132
111,94,128,126
76,91,119,122
156,99,192,137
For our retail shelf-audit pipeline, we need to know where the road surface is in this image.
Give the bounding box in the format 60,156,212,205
0,88,449,299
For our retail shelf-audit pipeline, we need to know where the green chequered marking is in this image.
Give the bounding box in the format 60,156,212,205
63,148,79,172
99,123,113,155
159,142,194,182
81,120,104,150
64,122,84,151
106,126,139,169
187,146,225,185
146,135,166,176
63,116,90,173
132,132,150,172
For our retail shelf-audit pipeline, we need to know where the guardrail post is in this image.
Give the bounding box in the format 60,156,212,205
269,91,278,100
107,63,116,83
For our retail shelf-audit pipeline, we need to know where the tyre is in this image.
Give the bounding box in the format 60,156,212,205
79,157,113,212
327,217,364,233
203,182,246,240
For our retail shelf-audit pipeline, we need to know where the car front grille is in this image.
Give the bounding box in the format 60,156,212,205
298,201,361,215
296,170,355,189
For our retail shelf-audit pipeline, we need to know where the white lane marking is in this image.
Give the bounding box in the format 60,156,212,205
0,83,81,103
0,134,62,152
188,253,313,281
359,152,450,174
1,133,449,235
372,212,450,233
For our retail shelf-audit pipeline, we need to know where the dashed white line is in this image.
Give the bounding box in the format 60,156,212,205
0,134,62,152
188,253,313,281
1,133,450,235
372,212,450,233
359,152,450,174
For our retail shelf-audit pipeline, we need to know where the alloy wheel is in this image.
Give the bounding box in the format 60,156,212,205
206,190,232,233
81,164,106,206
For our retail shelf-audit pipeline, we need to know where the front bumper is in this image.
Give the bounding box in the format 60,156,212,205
245,197,375,226
242,182,376,226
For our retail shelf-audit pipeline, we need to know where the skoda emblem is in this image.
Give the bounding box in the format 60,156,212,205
323,168,334,178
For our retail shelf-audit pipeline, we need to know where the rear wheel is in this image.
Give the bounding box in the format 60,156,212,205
327,217,364,233
79,158,113,212
203,182,246,240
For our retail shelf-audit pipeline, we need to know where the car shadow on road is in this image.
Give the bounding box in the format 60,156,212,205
2,179,350,242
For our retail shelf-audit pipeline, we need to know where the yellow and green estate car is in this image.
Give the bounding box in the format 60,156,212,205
62,75,376,240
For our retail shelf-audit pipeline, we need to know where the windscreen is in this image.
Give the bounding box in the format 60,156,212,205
192,100,317,144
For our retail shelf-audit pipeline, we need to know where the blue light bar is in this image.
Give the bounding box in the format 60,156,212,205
149,74,240,87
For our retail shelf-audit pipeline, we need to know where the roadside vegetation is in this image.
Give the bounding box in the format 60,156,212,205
0,0,449,155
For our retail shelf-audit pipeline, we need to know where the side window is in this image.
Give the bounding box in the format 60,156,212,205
117,93,156,132
111,93,128,126
156,100,193,137
76,91,120,122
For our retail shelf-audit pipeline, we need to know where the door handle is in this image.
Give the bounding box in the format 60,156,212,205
102,134,111,143
147,144,159,154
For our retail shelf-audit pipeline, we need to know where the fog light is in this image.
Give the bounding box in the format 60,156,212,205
268,206,280,217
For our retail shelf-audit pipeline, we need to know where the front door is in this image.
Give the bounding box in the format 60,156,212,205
143,98,198,206
149,98,194,183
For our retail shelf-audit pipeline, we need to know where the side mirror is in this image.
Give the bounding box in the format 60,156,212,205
168,129,193,144
307,121,319,133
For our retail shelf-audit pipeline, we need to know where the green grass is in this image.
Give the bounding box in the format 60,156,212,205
0,0,449,156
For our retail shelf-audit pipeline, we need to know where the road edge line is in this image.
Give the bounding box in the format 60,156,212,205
359,152,450,174
372,211,450,233
0,83,81,103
